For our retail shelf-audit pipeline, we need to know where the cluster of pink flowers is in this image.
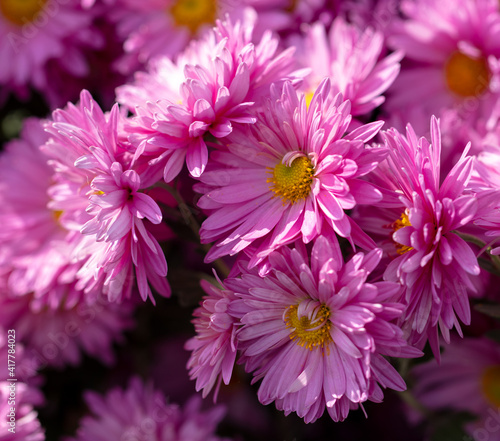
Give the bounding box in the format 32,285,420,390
2,0,500,439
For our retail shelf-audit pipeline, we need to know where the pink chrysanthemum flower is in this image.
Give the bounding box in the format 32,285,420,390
196,79,387,266
111,0,215,74
372,117,483,355
117,9,302,183
0,289,135,368
386,0,500,131
412,337,500,440
296,17,402,117
185,278,238,400
111,0,327,74
68,377,231,441
43,90,171,303
224,236,420,423
0,0,103,106
0,117,88,310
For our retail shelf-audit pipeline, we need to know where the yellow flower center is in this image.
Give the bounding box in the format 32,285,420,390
392,211,413,255
285,303,332,351
52,210,63,222
445,51,490,98
169,0,217,34
482,365,500,407
0,0,47,26
268,156,315,204
304,91,314,109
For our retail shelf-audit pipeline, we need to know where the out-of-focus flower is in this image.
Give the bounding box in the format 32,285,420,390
0,117,86,310
185,278,238,400
68,376,231,441
0,0,104,107
372,117,483,355
43,90,171,303
386,0,500,133
296,17,402,117
118,9,303,184
0,290,135,369
224,236,420,423
412,336,500,440
196,79,386,267
111,0,328,74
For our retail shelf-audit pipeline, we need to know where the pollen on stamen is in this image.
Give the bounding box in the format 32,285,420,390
284,303,333,353
445,51,490,98
0,0,47,26
391,211,413,255
169,0,217,34
482,365,500,408
267,156,315,205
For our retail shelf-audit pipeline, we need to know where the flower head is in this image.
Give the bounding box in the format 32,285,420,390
0,290,135,368
373,117,482,355
0,0,103,106
118,9,302,182
43,90,171,303
68,377,231,441
0,117,89,310
297,17,402,117
196,79,387,266
224,236,420,423
386,0,500,131
412,336,500,439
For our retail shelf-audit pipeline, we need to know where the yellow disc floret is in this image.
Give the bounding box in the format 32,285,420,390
268,155,315,204
482,365,500,408
285,303,332,351
0,0,47,26
169,0,217,34
445,51,490,98
392,211,413,255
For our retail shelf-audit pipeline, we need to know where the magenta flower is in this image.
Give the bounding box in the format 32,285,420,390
0,117,88,310
118,9,302,182
224,236,420,423
373,117,483,355
196,79,387,267
0,0,103,106
185,278,238,400
111,0,327,74
68,377,231,441
43,90,171,303
111,0,210,74
412,336,500,439
386,0,500,131
0,290,135,368
297,17,402,117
